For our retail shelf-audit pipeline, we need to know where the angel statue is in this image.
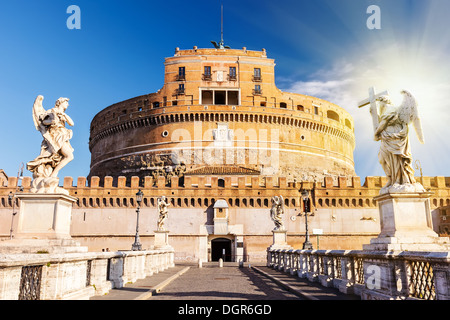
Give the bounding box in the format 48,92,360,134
157,196,170,231
27,95,74,194
372,89,426,194
270,195,285,231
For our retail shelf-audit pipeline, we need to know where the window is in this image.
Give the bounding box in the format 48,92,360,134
178,67,185,80
203,66,212,81
253,85,262,95
202,90,213,104
229,67,236,80
201,89,239,105
327,110,340,122
345,119,352,129
280,102,287,108
177,83,185,95
152,102,160,108
314,106,319,115
253,68,261,81
215,91,226,105
297,105,304,111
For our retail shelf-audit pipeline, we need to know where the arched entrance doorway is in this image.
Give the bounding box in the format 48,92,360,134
211,238,232,262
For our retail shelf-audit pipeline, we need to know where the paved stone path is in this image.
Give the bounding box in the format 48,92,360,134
91,262,360,301
148,264,302,300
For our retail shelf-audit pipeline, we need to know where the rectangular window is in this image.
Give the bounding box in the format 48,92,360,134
203,66,212,81
178,67,185,80
178,83,185,94
253,85,262,95
253,68,261,81
229,66,236,80
314,106,319,115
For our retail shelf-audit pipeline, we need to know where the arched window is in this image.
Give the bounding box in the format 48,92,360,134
345,119,352,129
327,110,340,122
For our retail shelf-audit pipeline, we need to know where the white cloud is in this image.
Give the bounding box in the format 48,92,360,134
281,55,450,179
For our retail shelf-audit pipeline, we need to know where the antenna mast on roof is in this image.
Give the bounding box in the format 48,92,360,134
211,3,230,49
221,4,224,46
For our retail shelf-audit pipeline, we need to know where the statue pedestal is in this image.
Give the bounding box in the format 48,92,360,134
153,230,173,250
268,230,292,251
0,193,87,254
363,192,450,252
153,230,174,267
267,230,292,270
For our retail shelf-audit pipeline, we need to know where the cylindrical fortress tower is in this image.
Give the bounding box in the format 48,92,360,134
88,46,355,185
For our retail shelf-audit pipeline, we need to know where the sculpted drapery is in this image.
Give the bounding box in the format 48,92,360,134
27,95,74,194
373,90,425,194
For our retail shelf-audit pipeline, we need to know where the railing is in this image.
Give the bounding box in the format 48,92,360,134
176,74,185,81
252,75,262,82
267,248,450,300
202,74,212,81
0,248,174,300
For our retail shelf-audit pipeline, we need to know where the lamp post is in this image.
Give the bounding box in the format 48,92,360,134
8,192,17,240
131,189,144,251
8,163,24,240
301,189,313,250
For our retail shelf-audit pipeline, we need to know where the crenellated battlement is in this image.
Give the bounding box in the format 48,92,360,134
1,175,449,210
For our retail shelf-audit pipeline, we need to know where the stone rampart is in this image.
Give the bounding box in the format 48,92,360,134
1,175,449,210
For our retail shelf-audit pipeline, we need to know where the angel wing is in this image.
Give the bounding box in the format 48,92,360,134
397,90,425,144
279,195,284,213
32,95,47,134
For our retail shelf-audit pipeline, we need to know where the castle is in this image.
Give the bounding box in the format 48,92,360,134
1,45,449,262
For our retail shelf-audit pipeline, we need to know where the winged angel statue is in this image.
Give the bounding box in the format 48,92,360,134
373,90,426,194
270,195,285,231
157,196,170,231
27,95,74,194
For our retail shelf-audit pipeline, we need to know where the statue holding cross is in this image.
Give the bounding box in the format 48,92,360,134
358,87,389,134
358,87,426,194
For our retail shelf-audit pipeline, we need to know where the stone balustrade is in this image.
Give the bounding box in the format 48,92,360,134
267,248,450,300
0,248,174,300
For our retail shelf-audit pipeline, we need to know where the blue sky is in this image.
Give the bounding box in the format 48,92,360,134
1,0,449,183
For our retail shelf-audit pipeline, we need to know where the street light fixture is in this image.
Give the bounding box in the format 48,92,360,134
131,189,144,251
301,189,313,250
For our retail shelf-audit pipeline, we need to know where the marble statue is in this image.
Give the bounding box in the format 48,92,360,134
372,90,426,194
270,195,285,231
27,95,74,194
157,196,170,231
